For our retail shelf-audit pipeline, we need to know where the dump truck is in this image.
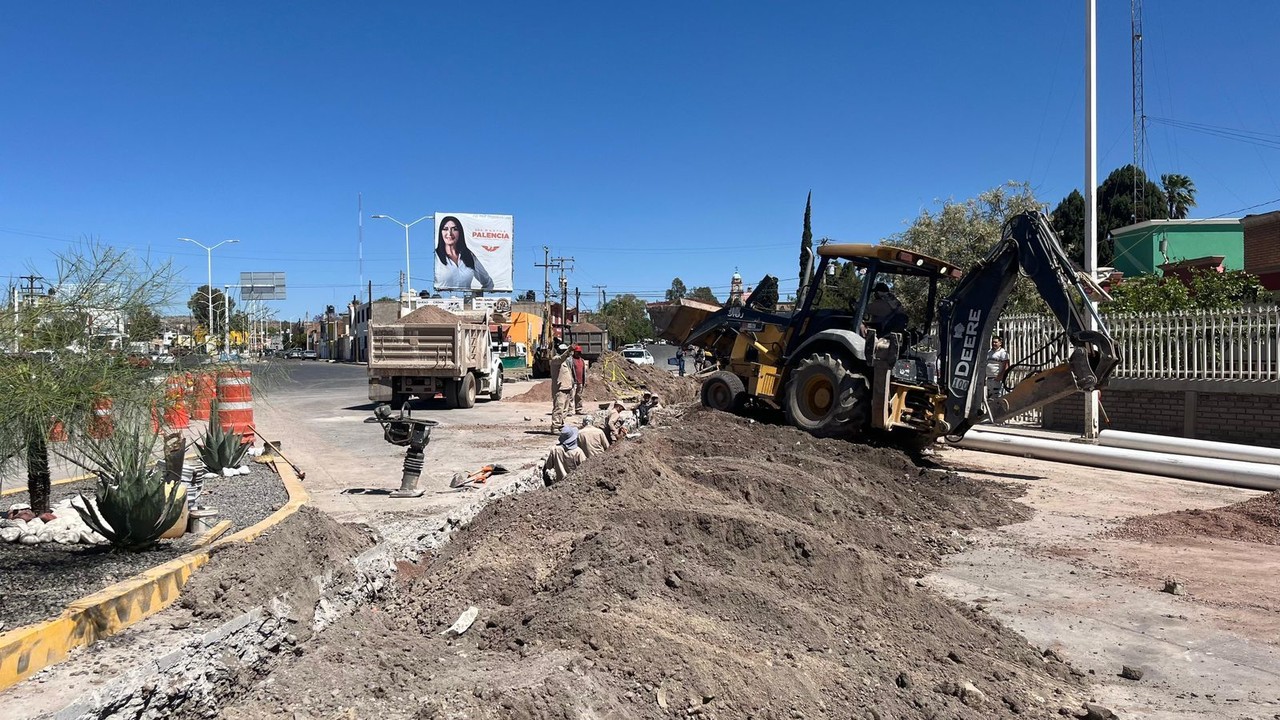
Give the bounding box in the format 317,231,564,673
367,307,504,408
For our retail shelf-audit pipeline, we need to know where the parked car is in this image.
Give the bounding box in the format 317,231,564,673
302,350,318,360
622,348,655,365
286,349,303,359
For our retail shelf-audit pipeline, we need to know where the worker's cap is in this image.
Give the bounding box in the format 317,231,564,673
642,391,651,398
573,345,581,352
613,399,626,407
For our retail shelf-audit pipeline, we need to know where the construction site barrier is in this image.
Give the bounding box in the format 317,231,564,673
191,372,215,421
88,398,113,440
216,370,255,444
163,375,189,430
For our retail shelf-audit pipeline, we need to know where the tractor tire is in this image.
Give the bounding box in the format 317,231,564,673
784,353,869,438
454,373,477,409
700,371,746,414
488,368,504,401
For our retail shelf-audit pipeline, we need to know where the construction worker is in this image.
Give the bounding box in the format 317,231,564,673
542,424,586,485
569,345,589,415
577,415,610,459
636,392,661,426
549,341,574,431
604,399,627,443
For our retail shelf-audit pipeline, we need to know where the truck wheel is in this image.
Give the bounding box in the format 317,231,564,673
442,380,459,409
784,353,869,438
488,369,504,401
701,371,746,413
454,373,477,409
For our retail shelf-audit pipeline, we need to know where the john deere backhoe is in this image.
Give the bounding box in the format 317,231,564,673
650,211,1117,442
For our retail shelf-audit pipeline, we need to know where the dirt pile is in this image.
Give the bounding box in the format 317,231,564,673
226,409,1086,719
1104,490,1280,546
395,305,462,324
180,506,374,628
508,351,699,406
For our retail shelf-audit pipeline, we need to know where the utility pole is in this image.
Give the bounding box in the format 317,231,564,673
592,284,607,311
574,287,580,324
552,255,574,334
535,247,553,346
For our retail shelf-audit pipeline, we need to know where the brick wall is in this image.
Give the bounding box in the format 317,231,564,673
1042,381,1280,448
1243,211,1280,290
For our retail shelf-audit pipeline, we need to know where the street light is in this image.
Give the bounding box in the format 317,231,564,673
178,237,239,354
371,214,432,296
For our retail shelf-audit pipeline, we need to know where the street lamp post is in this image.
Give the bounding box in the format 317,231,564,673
371,214,432,297
178,237,239,354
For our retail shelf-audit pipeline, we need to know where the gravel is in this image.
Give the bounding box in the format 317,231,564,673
0,460,290,630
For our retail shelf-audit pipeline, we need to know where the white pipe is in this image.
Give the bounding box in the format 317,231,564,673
956,429,1280,492
1099,429,1280,467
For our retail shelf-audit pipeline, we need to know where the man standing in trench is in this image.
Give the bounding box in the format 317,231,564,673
550,341,574,432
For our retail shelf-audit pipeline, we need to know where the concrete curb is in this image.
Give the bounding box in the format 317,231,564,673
0,459,308,692
0,474,96,498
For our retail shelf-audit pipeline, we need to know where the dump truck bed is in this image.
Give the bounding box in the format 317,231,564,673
367,321,490,377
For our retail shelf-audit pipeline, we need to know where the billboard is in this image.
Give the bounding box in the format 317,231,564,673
432,213,514,292
240,272,286,301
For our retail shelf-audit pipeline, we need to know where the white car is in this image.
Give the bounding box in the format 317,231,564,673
621,348,655,365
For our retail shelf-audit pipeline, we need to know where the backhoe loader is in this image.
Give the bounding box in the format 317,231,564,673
649,211,1117,442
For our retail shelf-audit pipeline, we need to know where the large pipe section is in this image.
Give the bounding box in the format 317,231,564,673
1098,429,1280,467
956,428,1280,492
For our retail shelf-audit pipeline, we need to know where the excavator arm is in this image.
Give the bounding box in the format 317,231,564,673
937,211,1117,437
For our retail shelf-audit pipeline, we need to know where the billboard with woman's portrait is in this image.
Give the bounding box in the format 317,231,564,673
432,213,514,292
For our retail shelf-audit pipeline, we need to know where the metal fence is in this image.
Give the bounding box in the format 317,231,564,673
997,304,1280,386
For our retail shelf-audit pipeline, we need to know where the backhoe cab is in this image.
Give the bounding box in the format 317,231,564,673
659,211,1116,443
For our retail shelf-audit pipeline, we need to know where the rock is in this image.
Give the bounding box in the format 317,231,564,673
0,527,21,543
238,466,251,476
947,649,965,664
958,681,986,707
442,606,479,637
1043,648,1066,663
1120,665,1144,681
222,468,238,477
895,672,912,689
1082,703,1117,719
54,531,80,545
18,534,40,545
25,518,43,531
0,518,25,530
656,688,669,709
1162,579,1186,596
665,573,682,589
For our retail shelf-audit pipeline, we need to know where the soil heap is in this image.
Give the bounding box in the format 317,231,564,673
1104,490,1280,546
395,306,464,324
509,350,699,406
226,409,1086,719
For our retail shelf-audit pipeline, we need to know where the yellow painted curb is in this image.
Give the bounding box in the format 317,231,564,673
1,474,96,498
0,460,307,691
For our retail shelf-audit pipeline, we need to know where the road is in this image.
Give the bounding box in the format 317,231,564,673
252,359,554,525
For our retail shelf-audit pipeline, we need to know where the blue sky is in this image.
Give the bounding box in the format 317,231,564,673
3,1,1279,321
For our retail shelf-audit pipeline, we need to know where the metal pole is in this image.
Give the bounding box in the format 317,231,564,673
1083,0,1101,439
224,286,231,356
404,223,411,296
205,248,213,354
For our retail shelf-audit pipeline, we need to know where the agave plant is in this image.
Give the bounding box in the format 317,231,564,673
198,403,249,474
60,416,186,551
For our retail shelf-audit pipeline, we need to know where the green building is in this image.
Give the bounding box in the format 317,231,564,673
1109,218,1243,277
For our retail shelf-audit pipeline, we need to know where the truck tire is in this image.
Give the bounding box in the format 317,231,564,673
442,380,459,409
454,373,477,409
488,368,504,401
700,371,746,414
784,353,869,438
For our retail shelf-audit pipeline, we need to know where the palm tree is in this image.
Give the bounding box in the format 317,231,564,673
1161,174,1198,219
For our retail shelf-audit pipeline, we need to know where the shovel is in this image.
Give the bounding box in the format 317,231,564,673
449,463,510,489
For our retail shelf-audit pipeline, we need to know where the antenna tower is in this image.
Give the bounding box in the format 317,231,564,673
1131,0,1147,221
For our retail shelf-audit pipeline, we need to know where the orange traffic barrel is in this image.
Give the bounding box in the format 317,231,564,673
216,370,255,444
89,398,113,439
191,372,216,421
163,374,190,429
49,418,68,443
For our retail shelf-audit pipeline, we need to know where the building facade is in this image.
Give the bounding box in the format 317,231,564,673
1109,218,1243,277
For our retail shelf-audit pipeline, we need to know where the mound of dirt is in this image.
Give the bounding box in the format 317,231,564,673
395,305,462,324
1104,490,1280,546
508,351,699,405
228,409,1085,719
180,506,374,628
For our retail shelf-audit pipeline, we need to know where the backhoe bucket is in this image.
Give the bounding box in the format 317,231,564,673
647,298,722,344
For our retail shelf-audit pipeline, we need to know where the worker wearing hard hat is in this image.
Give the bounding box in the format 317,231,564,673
550,342,575,431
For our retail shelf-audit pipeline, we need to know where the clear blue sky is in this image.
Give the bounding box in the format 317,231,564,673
3,1,1279,321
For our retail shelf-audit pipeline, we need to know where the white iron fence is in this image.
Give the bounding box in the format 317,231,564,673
997,305,1280,384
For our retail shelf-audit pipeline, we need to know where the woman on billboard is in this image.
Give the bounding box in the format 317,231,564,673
434,215,494,290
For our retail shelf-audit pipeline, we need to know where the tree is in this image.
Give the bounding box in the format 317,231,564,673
187,285,234,338
665,278,687,303
813,258,863,310
1107,269,1262,313
886,181,1047,319
0,240,180,513
799,191,813,287
687,286,720,304
126,306,161,343
1049,189,1086,266
1097,165,1167,265
597,294,654,346
522,289,537,301
1161,173,1198,219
